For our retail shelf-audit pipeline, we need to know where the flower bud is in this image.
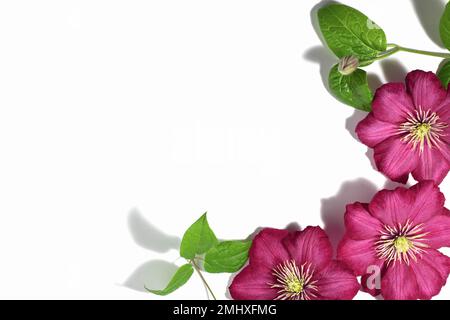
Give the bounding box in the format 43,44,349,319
338,55,359,75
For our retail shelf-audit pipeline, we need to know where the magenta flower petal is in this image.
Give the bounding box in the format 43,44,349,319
372,83,415,124
435,95,450,125
249,228,290,271
407,181,446,224
356,70,450,185
440,144,450,165
373,136,418,183
381,262,419,300
368,187,412,226
423,214,450,249
411,147,450,185
314,261,359,300
444,207,450,216
229,227,358,300
422,249,450,281
410,250,448,299
337,236,379,276
356,113,400,148
344,202,383,240
283,226,332,273
406,70,447,110
340,181,450,300
369,182,444,226
229,265,278,300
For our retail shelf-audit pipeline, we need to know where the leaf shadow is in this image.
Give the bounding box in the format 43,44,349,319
123,259,179,292
411,0,446,48
303,46,336,94
305,0,382,120
123,209,181,293
128,208,180,253
380,59,408,83
304,0,340,93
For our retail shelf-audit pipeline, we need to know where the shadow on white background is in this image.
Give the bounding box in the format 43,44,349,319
124,209,180,292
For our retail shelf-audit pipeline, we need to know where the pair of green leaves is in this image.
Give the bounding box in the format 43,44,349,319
180,213,251,273
438,2,450,88
318,4,387,111
147,213,251,296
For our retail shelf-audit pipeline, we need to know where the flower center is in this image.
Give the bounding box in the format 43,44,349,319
393,236,412,253
399,108,447,152
286,277,304,293
375,220,429,265
269,260,318,300
414,123,431,139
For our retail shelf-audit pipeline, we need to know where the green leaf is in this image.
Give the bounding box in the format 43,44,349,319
180,213,219,259
145,263,193,296
437,60,450,89
328,64,373,111
318,4,387,64
204,240,252,273
440,2,450,50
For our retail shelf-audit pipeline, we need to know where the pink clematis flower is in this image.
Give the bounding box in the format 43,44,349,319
229,227,359,300
356,70,450,184
338,181,450,300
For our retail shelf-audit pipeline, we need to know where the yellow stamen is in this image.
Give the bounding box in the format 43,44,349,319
399,108,447,153
394,236,412,253
414,123,431,140
375,220,429,265
287,278,303,293
269,260,318,300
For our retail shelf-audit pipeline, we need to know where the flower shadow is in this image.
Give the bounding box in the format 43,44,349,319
364,148,378,171
345,110,368,141
320,177,412,259
411,0,446,48
320,178,379,256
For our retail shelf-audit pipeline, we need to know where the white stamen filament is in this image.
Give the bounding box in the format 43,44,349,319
269,260,318,300
375,220,429,265
399,107,447,153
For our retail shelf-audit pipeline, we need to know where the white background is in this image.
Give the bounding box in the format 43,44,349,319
0,0,449,299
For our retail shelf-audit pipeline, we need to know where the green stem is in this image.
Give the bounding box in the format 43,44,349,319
191,260,217,300
391,43,450,59
369,46,401,62
363,44,450,65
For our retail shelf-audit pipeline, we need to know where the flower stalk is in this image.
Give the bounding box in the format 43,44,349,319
363,44,450,65
190,259,217,300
